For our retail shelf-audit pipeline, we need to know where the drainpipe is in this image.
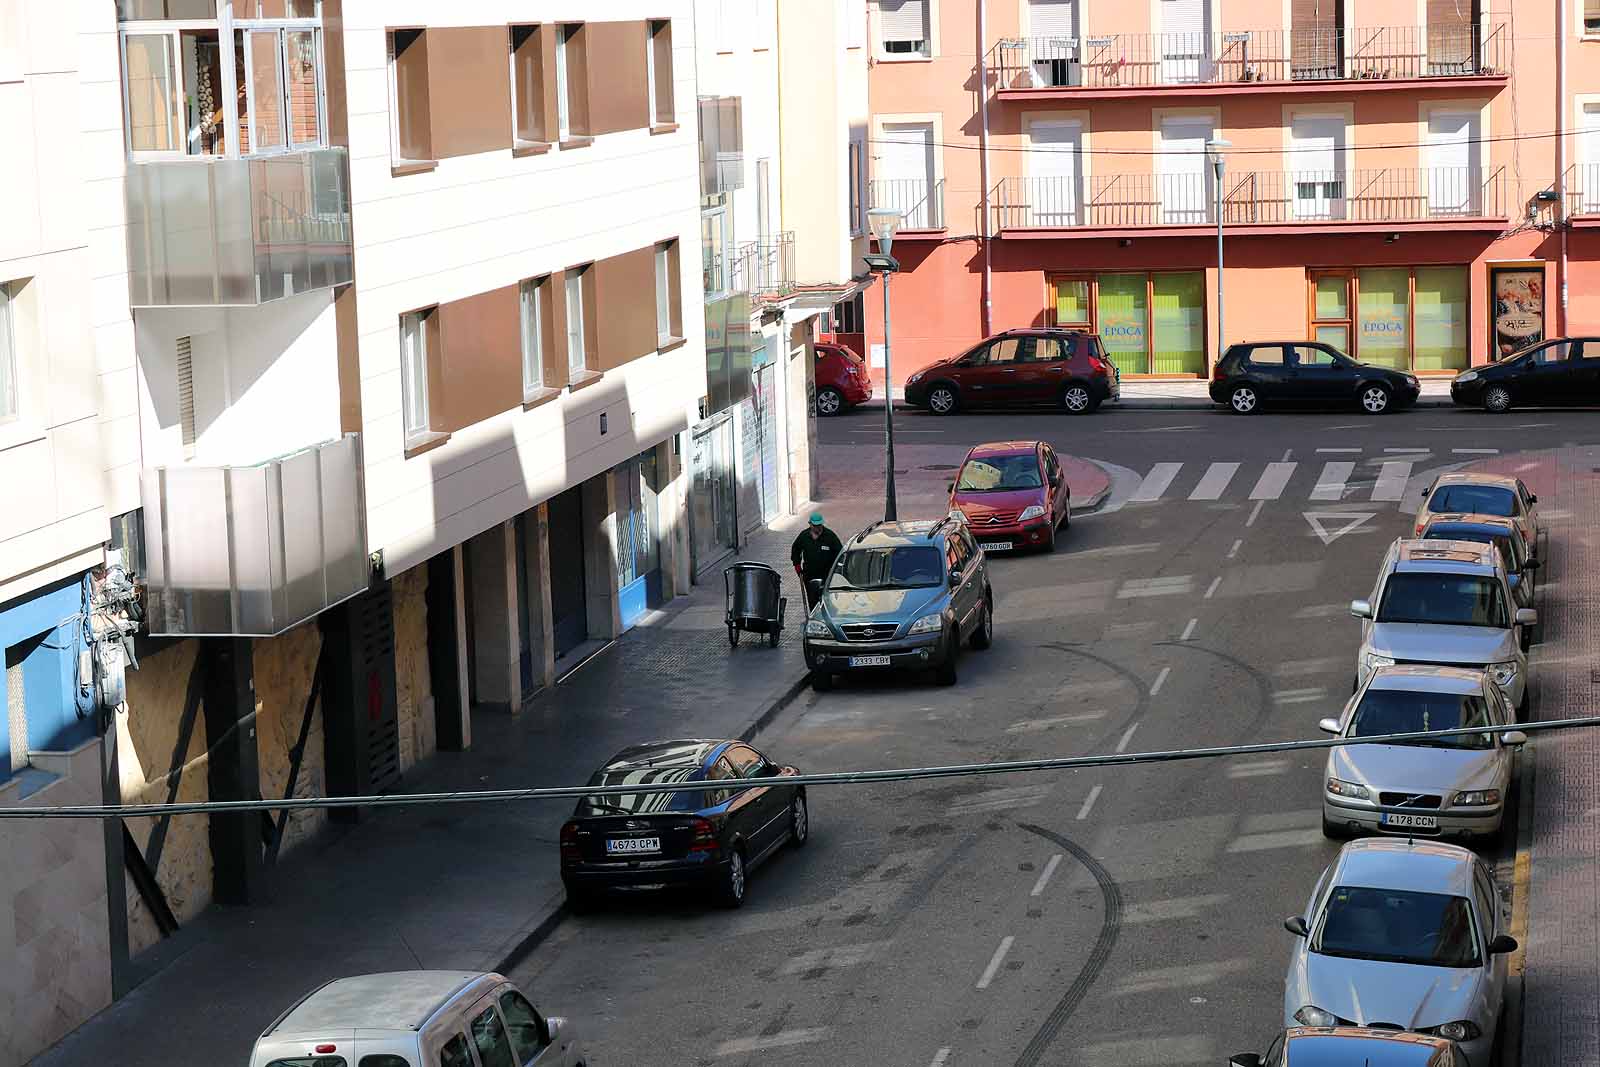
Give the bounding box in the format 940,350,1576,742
1557,0,1569,335
977,0,994,336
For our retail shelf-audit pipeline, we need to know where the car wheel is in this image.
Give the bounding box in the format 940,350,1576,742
815,387,844,417
927,383,959,415
788,793,809,848
1061,384,1094,415
1229,385,1259,415
810,668,833,692
716,849,748,908
934,640,959,686
970,599,993,650
1483,385,1513,413
1321,815,1352,841
1359,382,1393,415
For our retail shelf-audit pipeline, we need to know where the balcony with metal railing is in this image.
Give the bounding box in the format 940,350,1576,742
990,167,1507,236
867,178,946,233
991,24,1507,99
1565,163,1600,223
733,231,797,298
126,147,354,307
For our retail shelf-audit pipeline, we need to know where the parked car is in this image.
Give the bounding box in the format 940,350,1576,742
1231,1026,1467,1067
814,341,872,416
1319,665,1525,842
1209,341,1420,415
1351,539,1536,717
559,739,807,910
1450,336,1600,412
803,516,992,689
1420,514,1540,644
1413,472,1540,560
903,328,1120,415
251,971,584,1067
947,440,1071,553
1282,839,1516,1067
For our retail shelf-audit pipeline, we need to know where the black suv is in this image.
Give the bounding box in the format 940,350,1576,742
802,517,993,689
903,329,1120,415
1209,342,1420,415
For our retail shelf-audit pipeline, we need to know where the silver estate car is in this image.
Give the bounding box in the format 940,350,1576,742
1283,840,1516,1067
1320,666,1526,841
1351,540,1536,717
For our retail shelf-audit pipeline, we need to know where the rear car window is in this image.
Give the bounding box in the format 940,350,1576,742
361,1058,411,1067
576,765,707,816
268,1059,347,1067
1428,484,1515,516
1245,346,1283,365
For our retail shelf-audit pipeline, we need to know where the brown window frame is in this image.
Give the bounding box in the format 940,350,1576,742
648,19,675,129
509,24,549,148
387,27,435,171
1308,270,1354,357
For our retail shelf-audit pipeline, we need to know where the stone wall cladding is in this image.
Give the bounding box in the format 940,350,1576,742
393,565,436,774
253,621,327,859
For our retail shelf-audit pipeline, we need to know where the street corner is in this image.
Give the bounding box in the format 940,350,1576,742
1061,457,1114,512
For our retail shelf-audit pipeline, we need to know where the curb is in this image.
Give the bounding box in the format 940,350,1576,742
1109,396,1455,410
1502,737,1538,1067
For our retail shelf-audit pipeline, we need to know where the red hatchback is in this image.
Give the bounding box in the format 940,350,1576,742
948,441,1072,553
814,341,873,416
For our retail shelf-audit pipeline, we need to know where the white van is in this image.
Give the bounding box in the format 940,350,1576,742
249,971,583,1067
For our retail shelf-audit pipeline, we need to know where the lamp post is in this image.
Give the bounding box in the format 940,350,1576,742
1205,138,1231,365
866,206,903,522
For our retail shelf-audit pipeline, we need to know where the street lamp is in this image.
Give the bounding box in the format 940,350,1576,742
866,206,903,522
1205,138,1231,365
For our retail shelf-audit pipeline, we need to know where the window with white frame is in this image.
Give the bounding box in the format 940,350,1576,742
701,199,731,298
399,308,433,443
876,0,930,56
555,24,575,139
566,268,589,379
520,276,548,398
848,137,865,235
655,241,681,346
0,283,17,422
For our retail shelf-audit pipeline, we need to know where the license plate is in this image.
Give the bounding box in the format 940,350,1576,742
849,655,892,667
1381,813,1438,830
605,836,661,854
979,541,1011,552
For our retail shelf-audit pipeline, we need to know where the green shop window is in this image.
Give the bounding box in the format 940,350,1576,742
1356,268,1411,370
1049,271,1206,376
1336,265,1467,372
1098,273,1148,379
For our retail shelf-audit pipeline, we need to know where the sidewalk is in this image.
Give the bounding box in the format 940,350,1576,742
863,377,1453,409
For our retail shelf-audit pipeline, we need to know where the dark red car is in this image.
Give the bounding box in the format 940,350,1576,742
904,328,1120,415
948,440,1072,553
813,341,873,416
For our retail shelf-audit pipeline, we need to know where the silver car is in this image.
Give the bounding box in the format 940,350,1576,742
1320,666,1526,841
1351,539,1536,717
1283,839,1516,1067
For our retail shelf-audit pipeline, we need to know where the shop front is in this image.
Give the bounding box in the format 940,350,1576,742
1310,266,1470,372
615,449,664,631
1049,271,1208,377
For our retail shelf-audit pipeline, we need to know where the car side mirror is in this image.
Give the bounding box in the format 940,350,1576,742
1501,730,1527,747
1350,599,1373,619
1317,718,1341,735
1229,1056,1264,1067
545,1016,563,1043
949,570,963,588
1529,494,1538,504
947,482,954,493
1523,558,1541,572
1508,573,1522,590
1515,607,1538,627
1489,934,1518,955
1284,916,1309,937
1421,486,1430,497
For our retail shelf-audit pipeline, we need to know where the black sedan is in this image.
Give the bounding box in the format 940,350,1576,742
1209,341,1419,415
1450,336,1600,412
559,739,807,910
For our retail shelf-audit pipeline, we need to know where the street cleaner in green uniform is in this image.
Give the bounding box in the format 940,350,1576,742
791,512,843,611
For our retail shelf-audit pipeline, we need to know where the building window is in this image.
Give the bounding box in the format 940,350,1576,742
833,292,865,334
399,308,435,444
656,241,682,346
122,29,225,155
648,20,674,126
565,267,590,379
555,23,588,141
877,0,930,57
1049,272,1206,376
0,283,16,422
848,138,864,235
1314,267,1469,372
1589,0,1600,34
387,28,433,164
1310,272,1353,354
701,199,731,298
520,276,549,399
510,25,547,145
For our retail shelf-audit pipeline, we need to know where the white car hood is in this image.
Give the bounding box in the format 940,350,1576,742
1369,623,1516,666
1329,743,1505,797
1292,953,1483,1031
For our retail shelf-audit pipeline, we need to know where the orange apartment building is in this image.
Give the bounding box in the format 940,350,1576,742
857,0,1600,383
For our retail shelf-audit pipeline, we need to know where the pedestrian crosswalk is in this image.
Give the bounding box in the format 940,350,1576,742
1123,449,1497,505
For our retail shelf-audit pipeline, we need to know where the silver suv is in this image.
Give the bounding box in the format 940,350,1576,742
1350,539,1535,717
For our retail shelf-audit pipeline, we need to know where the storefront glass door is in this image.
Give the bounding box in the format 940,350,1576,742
1098,274,1149,378
1151,273,1206,374
616,451,663,630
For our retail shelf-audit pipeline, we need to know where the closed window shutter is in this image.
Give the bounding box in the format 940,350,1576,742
176,335,196,459
878,0,928,43
1161,0,1205,36
1029,0,1075,38
1292,0,1337,31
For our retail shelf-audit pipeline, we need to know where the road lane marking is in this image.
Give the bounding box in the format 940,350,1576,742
1294,603,1347,618
1031,853,1064,895
1453,447,1500,454
1384,446,1429,453
947,785,1053,816
1150,666,1172,695
976,936,1015,990
1189,462,1240,500
1227,828,1326,852
1076,785,1103,821
1117,576,1195,598
1113,959,1252,995
928,1049,951,1067
1059,542,1163,559
1248,461,1296,500
1006,711,1107,733
1310,461,1356,500
1304,510,1377,544
1281,448,1294,462
1316,447,1362,453
1131,462,1183,501
1204,576,1221,599
1122,894,1228,924
1227,759,1290,779
1275,657,1344,677
715,1029,831,1056
1226,539,1242,559
1115,723,1140,753
1273,687,1328,705
1246,499,1266,526
780,941,889,975
1180,618,1197,641
1372,460,1413,501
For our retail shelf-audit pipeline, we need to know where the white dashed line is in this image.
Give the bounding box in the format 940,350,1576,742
715,1029,832,1056
1116,723,1140,753
1383,446,1429,453
1031,853,1064,895
1076,785,1103,821
1118,576,1195,598
928,1049,952,1067
1180,617,1197,641
1150,666,1172,695
1273,687,1329,705
1453,448,1500,454
1316,447,1362,453
1226,539,1242,559
1227,759,1291,779
976,936,1015,990
1246,499,1266,527
1281,448,1294,462
1005,711,1107,733
1204,576,1222,599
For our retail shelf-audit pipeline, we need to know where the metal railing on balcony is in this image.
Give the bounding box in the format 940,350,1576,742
1565,163,1600,216
992,23,1506,92
733,231,797,297
141,434,369,637
991,167,1506,230
126,146,353,307
867,178,946,231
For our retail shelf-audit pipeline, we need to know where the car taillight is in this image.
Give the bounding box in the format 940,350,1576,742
1087,354,1109,374
688,817,718,854
560,822,580,862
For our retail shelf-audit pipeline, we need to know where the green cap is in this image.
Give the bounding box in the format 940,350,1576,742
809,512,825,526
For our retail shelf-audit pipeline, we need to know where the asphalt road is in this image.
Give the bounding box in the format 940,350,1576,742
511,406,1589,1065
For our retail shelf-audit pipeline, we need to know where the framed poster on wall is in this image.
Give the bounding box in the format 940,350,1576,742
1490,266,1544,360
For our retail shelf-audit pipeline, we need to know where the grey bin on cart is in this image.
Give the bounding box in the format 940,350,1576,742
724,562,787,648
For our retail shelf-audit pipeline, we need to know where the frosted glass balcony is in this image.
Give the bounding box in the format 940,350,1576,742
126,147,353,307
141,434,368,637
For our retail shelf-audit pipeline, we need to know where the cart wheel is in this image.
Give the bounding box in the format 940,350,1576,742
768,628,781,648
727,625,738,647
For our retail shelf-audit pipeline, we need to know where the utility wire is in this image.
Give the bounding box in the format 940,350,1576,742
868,127,1596,157
3,715,1591,821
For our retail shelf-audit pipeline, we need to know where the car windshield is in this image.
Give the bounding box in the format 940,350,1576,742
1377,573,1508,628
575,765,707,815
1312,886,1480,968
956,455,1042,492
831,546,944,590
1348,688,1496,749
1428,484,1515,517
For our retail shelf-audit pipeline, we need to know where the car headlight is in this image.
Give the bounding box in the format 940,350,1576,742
1427,1020,1482,1042
1488,661,1518,687
804,619,832,637
1294,1006,1342,1028
1456,370,1480,384
907,371,925,385
1453,789,1501,807
1363,652,1395,675
1405,374,1419,387
1018,505,1046,522
1326,777,1370,800
907,613,943,635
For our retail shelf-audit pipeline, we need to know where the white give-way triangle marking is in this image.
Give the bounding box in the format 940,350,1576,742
1304,510,1378,545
